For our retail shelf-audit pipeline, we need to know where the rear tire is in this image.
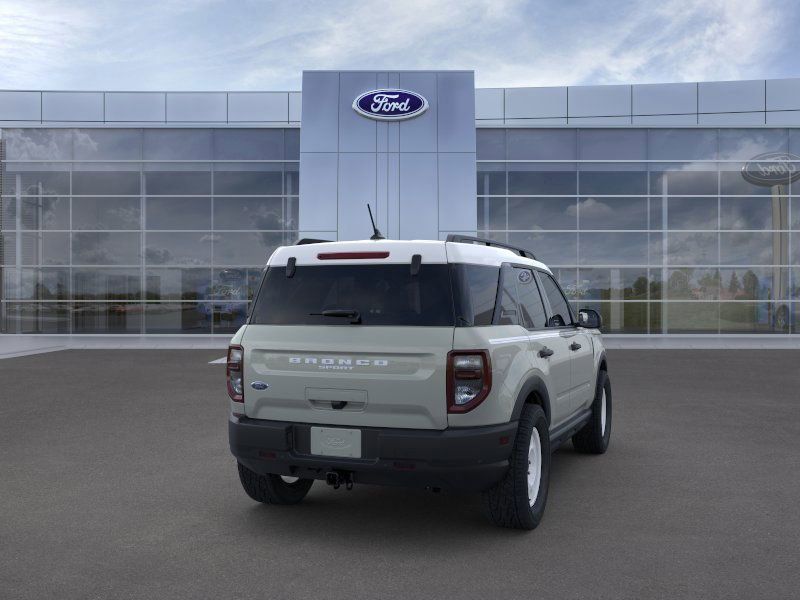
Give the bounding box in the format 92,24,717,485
482,404,550,530
572,370,612,454
237,463,314,505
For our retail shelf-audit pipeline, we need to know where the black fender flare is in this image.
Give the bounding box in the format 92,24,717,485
511,376,552,424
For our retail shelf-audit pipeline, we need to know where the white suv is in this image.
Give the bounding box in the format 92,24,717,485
227,235,611,530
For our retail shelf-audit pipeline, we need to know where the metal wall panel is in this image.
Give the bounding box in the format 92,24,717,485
632,82,696,115
228,92,288,122
166,92,226,122
299,72,339,152
0,91,41,121
766,111,800,126
475,88,504,120
338,153,377,240
399,153,438,239
438,71,476,152
569,116,631,125
42,92,103,121
298,152,338,231
505,86,567,119
698,111,766,125
338,72,377,153
698,80,764,114
105,92,165,122
632,114,698,125
568,84,631,117
766,78,800,111
438,153,477,232
398,72,438,153
289,92,302,122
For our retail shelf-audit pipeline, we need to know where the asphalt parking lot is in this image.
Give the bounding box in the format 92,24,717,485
1,349,799,600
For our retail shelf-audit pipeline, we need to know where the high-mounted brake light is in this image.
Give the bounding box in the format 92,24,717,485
447,350,492,413
227,344,244,402
317,251,390,260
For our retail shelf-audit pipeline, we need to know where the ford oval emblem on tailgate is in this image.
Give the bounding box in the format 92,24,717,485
250,381,269,390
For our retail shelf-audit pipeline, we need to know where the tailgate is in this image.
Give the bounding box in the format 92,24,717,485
242,325,453,429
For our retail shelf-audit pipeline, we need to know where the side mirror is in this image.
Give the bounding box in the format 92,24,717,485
578,309,602,329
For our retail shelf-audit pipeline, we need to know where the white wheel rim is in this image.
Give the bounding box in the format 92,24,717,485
280,475,300,484
527,429,542,507
600,389,607,436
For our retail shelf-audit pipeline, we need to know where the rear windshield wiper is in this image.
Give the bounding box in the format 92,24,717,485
309,309,362,324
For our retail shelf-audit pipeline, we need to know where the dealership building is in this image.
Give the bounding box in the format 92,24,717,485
1,70,799,340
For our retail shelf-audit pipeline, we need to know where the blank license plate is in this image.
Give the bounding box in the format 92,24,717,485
310,427,362,458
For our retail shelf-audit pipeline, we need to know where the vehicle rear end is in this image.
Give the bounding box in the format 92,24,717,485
227,240,514,492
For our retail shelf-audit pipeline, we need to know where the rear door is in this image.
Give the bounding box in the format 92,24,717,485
241,258,454,430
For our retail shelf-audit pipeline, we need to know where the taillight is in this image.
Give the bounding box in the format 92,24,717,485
447,350,491,413
227,344,244,402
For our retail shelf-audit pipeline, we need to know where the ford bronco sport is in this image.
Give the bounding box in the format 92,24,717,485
228,235,611,530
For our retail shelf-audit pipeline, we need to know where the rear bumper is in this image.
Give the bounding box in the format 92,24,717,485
229,415,517,492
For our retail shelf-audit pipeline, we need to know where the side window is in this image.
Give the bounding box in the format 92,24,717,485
539,272,573,327
513,268,547,329
494,265,520,326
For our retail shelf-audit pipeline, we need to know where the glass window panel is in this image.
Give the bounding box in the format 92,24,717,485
145,232,212,265
284,163,299,196
718,129,788,160
508,197,576,230
507,232,577,265
477,197,506,230
210,267,261,302
144,303,212,334
72,268,141,300
477,129,506,160
649,167,717,195
212,302,248,334
72,197,140,230
513,268,547,329
143,129,213,160
214,129,284,160
73,129,142,160
145,197,211,230
213,232,282,266
1,197,16,225
213,167,283,195
667,197,718,230
507,129,575,160
3,129,72,160
72,303,142,333
665,301,719,333
650,233,664,265
666,268,720,300
214,197,285,230
5,169,70,196
650,197,663,230
549,268,578,301
578,129,646,161
2,267,69,300
720,232,776,265
579,232,649,265
720,302,782,333
1,302,70,334
1,232,16,264
649,269,663,300
648,129,718,161
579,170,647,195
72,171,140,195
794,232,800,264
719,267,788,301
285,129,300,160
792,198,800,230
577,301,648,334
791,130,800,155
145,268,212,301
792,269,800,299
666,232,719,265
720,197,784,230
20,196,70,230
577,268,649,300
720,168,774,196
793,303,800,334
539,271,573,326
578,197,647,230
508,167,576,195
20,232,70,265
285,197,298,232
144,170,210,195
477,164,506,195
649,302,663,333
72,232,140,265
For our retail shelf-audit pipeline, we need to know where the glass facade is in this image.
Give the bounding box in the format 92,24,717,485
0,128,299,334
478,128,800,335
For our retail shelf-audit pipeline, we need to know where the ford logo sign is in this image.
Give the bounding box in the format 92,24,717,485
353,89,428,121
742,152,800,186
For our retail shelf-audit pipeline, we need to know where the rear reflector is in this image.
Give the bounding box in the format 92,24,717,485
317,251,390,260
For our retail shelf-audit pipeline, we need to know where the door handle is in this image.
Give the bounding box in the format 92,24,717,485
569,342,582,351
538,347,554,358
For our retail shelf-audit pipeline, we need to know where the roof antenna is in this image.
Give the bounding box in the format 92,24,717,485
367,204,385,240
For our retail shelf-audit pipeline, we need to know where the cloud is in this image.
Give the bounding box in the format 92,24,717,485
0,0,795,90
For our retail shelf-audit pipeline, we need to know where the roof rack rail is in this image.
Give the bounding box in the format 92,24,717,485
445,234,536,260
296,238,333,245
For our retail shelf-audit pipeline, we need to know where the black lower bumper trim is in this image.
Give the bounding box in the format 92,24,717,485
229,416,517,492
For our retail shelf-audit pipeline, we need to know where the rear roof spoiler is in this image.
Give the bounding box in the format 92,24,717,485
296,238,333,245
445,234,536,260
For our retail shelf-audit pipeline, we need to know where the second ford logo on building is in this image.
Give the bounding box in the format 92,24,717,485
353,89,428,121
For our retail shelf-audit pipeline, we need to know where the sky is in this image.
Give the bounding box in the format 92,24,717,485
0,0,798,91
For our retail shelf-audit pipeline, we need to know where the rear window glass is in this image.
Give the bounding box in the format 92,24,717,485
250,264,454,326
451,264,499,326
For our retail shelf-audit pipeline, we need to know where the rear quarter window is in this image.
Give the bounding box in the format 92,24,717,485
450,264,500,326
